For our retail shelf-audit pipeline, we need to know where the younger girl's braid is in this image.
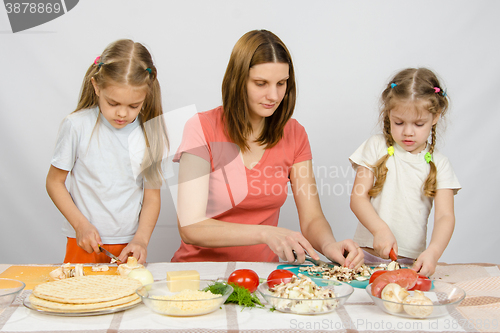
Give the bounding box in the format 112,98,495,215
368,115,394,197
423,124,437,197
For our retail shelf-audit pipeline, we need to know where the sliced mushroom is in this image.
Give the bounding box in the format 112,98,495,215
403,290,433,317
380,283,409,313
387,260,401,271
91,264,110,272
71,264,85,277
49,267,66,281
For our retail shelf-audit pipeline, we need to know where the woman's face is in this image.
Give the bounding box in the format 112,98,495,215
246,62,289,121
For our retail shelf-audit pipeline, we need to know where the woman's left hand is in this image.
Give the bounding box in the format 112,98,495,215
262,226,319,263
322,240,364,269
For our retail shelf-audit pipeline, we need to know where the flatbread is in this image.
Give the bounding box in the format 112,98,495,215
32,275,142,304
29,292,140,311
29,295,141,313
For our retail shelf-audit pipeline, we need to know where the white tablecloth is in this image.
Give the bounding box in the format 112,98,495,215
1,262,499,332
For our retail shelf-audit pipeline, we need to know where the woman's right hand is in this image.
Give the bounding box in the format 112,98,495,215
261,226,319,263
75,221,102,254
372,226,397,259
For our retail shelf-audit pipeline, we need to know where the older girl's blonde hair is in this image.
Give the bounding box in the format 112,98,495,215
221,30,296,151
369,68,448,198
75,39,168,188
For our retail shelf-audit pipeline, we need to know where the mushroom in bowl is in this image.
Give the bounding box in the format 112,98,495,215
366,280,465,319
258,274,353,315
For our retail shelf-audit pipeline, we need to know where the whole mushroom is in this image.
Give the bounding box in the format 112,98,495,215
117,256,145,276
403,290,433,317
380,283,409,313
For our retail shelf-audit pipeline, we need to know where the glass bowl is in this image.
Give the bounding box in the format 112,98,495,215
136,280,233,316
366,280,466,319
0,278,26,314
258,277,354,315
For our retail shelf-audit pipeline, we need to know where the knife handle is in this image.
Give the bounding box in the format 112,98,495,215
389,248,398,261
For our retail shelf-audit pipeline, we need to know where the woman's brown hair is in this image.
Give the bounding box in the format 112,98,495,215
221,30,296,151
369,68,448,198
75,39,168,188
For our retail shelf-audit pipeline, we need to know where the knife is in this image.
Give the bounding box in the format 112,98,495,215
98,245,122,264
293,250,340,267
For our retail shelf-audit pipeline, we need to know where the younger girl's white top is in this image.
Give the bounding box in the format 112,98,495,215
51,107,144,244
349,134,461,259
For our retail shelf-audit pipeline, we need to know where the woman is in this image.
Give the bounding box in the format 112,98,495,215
172,30,363,268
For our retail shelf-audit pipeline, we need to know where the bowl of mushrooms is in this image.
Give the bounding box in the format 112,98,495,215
258,274,354,315
366,280,466,319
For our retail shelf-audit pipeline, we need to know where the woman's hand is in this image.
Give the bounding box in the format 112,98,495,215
74,221,102,254
261,226,319,263
322,240,364,269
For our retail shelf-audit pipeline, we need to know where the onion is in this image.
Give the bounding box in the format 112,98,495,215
128,268,154,286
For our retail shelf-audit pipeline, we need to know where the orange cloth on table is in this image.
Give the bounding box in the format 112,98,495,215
64,237,126,263
171,106,312,262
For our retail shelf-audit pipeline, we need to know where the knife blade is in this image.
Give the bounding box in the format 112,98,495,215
293,250,340,267
98,245,122,264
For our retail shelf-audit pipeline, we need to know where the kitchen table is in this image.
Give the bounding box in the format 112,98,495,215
0,262,499,333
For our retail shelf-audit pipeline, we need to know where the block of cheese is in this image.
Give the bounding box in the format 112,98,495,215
166,270,200,292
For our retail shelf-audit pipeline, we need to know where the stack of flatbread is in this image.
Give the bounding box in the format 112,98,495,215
29,275,142,313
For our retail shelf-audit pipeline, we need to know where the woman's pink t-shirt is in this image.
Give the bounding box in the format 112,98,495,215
171,106,312,262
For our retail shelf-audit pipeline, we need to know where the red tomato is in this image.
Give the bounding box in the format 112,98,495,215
408,274,432,291
369,270,388,284
267,269,295,288
227,269,259,293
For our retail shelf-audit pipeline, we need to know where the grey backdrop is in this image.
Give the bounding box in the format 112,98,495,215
1,0,498,265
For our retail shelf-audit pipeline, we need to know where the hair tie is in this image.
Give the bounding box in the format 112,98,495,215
442,89,447,97
390,83,397,89
387,146,394,156
146,68,152,74
94,56,104,69
433,87,441,94
424,152,432,163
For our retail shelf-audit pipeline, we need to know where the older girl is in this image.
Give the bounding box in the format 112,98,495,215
47,39,168,264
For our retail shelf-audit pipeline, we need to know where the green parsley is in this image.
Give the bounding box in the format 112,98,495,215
204,281,264,309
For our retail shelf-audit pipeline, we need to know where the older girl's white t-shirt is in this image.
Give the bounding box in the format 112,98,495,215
51,108,144,244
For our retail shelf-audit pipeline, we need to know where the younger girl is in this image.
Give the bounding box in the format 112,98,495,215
349,68,460,276
46,39,168,264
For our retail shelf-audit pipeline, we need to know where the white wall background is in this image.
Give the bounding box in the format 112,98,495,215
1,0,498,265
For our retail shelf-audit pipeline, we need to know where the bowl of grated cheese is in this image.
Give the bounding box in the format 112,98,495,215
136,280,233,316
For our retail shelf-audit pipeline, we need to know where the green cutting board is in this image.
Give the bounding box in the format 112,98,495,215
277,264,435,290
276,264,369,289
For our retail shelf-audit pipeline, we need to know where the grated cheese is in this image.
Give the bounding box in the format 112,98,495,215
150,290,222,315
